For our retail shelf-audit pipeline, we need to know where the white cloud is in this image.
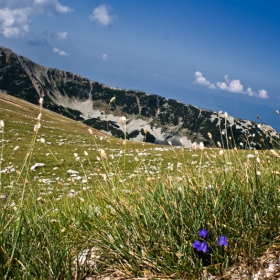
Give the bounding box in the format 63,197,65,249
56,31,67,39
53,47,69,56
246,87,254,96
216,75,243,93
258,89,269,99
89,5,116,26
0,8,31,37
54,3,72,13
102,53,108,61
194,71,269,99
193,71,216,89
0,1,73,38
32,0,73,15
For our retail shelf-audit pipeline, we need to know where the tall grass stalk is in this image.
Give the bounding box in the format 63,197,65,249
0,120,4,188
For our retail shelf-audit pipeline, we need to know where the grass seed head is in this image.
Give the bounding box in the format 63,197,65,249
192,143,196,151
34,123,40,131
120,116,126,124
100,149,107,159
270,149,280,158
199,142,204,150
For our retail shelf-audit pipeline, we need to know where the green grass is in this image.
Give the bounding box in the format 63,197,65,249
0,92,280,279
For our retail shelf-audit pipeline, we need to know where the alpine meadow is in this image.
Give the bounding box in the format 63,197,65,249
0,88,280,279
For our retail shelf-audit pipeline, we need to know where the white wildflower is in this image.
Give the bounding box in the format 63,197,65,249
246,154,255,158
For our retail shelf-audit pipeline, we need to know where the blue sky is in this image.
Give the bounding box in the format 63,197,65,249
1,0,280,130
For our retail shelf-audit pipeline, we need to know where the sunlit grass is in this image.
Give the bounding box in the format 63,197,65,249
0,92,280,279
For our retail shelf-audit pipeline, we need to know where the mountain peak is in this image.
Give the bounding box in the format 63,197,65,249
0,46,277,149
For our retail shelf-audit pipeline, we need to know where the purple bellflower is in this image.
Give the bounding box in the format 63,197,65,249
198,228,208,239
192,240,208,253
218,235,228,247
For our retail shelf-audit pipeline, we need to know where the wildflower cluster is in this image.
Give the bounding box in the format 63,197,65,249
192,228,228,254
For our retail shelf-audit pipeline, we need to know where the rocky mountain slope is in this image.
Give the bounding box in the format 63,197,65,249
0,46,278,148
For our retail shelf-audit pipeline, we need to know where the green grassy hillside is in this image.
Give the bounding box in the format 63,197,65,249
0,91,280,279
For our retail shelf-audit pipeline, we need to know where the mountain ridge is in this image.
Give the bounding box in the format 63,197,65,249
0,45,278,149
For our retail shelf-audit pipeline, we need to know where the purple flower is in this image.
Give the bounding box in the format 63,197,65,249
192,240,208,253
218,235,228,247
198,229,208,239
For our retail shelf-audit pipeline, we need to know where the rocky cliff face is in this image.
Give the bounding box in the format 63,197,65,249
0,46,278,148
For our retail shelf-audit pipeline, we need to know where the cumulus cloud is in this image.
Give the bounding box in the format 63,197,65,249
89,5,116,26
194,71,269,99
193,71,216,89
0,0,73,38
216,75,243,93
258,89,268,99
53,47,69,56
246,87,254,97
0,8,31,37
